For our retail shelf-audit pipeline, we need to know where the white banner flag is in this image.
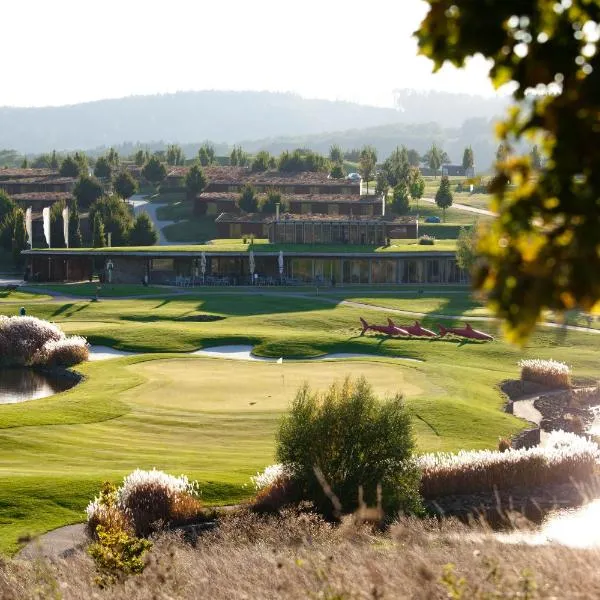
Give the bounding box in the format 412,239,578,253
25,207,32,248
62,206,69,248
42,206,51,247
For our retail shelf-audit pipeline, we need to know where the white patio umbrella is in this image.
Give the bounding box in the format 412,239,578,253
249,250,255,284
200,252,207,284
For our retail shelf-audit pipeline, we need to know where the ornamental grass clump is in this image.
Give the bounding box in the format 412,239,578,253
519,358,571,389
0,315,88,367
419,430,599,498
274,376,422,518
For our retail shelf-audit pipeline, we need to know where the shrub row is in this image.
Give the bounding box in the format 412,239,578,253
519,358,571,389
0,316,88,367
418,430,599,498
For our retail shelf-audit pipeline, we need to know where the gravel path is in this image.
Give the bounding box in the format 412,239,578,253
17,524,86,561
422,196,498,217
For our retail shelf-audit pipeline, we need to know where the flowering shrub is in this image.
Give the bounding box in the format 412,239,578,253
0,315,88,367
418,430,599,498
519,358,571,389
418,235,435,245
251,464,299,513
87,469,203,539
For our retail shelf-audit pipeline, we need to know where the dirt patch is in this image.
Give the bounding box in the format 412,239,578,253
176,315,225,323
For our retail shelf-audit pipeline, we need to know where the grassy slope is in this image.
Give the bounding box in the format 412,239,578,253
0,289,599,553
0,289,52,302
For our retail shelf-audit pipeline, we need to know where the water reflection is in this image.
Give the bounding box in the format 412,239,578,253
0,368,75,404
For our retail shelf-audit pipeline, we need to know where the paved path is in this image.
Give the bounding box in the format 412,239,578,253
17,523,86,561
129,194,181,246
422,196,498,217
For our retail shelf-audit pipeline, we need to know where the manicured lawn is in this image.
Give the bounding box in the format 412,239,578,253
162,217,218,243
25,283,173,298
1,288,599,554
0,289,52,302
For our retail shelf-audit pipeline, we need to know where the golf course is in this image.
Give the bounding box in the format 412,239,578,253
1,284,599,555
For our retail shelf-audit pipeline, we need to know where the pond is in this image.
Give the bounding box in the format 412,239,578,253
0,368,77,404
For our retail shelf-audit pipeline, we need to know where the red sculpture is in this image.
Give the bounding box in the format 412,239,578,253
437,323,494,341
389,319,437,337
360,317,409,336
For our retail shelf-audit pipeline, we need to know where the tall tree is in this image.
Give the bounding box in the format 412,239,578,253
462,146,474,170
251,151,271,173
50,150,59,169
530,145,542,170
59,155,82,178
50,199,67,248
382,146,410,188
11,208,27,265
92,212,106,248
495,143,508,163
260,190,287,214
407,149,421,167
106,147,120,167
456,225,478,273
94,156,112,180
390,182,410,215
330,164,345,179
113,170,138,199
68,198,83,248
435,175,453,221
89,196,133,246
375,171,388,195
229,145,249,167
0,190,15,223
198,143,215,166
409,169,425,210
184,164,207,199
359,145,377,194
74,152,88,174
129,212,158,246
141,156,166,189
73,175,103,208
329,144,343,163
166,144,185,166
425,144,442,177
237,184,258,213
134,149,148,166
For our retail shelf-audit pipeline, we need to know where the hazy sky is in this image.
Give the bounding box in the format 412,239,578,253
3,0,496,108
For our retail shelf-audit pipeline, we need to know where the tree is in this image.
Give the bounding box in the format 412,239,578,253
198,143,215,166
375,171,388,195
0,190,15,223
456,225,478,273
409,170,425,209
407,149,421,167
237,184,258,213
73,175,103,208
11,208,27,266
390,182,410,215
382,146,410,188
251,150,270,173
94,156,112,180
230,145,249,167
74,152,89,174
166,144,185,166
462,146,474,170
260,190,287,214
530,145,542,170
50,150,59,169
329,144,343,163
106,147,120,167
68,198,83,248
92,212,106,248
330,164,345,179
184,164,207,200
129,212,158,246
114,171,138,199
134,150,148,166
435,175,453,221
141,156,166,188
359,145,377,194
495,143,508,163
50,199,67,248
59,155,82,177
424,144,442,177
21,158,28,168
417,0,600,341
276,377,422,517
89,196,133,246
278,149,329,173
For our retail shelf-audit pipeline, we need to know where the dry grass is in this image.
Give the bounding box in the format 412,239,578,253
519,358,571,389
7,509,600,599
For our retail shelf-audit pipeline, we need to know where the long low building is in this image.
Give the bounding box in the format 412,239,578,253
23,247,467,286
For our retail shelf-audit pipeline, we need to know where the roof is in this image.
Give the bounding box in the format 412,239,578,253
215,212,416,224
197,192,380,204
0,176,77,185
0,168,58,180
166,166,361,187
11,192,74,202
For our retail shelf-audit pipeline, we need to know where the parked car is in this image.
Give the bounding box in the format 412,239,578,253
346,172,362,181
425,216,441,223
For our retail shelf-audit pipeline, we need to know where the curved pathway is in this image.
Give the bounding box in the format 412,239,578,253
130,194,181,246
422,196,498,217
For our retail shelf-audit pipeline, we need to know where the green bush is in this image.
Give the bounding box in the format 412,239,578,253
418,235,435,245
275,377,422,518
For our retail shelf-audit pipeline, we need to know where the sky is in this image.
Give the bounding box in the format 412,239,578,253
2,0,497,108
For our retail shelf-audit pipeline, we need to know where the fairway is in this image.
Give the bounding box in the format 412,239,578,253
1,286,599,554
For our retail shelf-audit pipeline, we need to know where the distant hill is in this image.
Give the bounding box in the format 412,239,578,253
0,90,507,155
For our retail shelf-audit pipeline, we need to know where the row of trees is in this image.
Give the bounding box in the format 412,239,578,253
237,185,288,214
